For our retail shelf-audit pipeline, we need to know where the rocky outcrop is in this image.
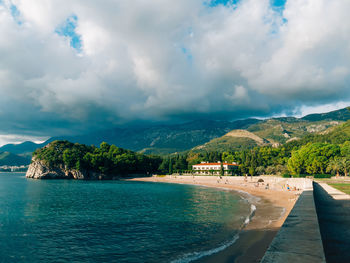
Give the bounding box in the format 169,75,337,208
26,158,105,180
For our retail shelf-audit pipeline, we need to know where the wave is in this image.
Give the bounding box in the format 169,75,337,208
170,234,240,263
171,204,257,263
244,204,256,226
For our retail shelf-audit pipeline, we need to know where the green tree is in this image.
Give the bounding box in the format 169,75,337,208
327,158,342,177
169,158,173,175
288,143,340,175
256,166,265,175
340,157,350,176
220,162,224,177
222,152,235,163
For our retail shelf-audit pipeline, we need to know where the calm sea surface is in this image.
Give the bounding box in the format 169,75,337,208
0,173,251,263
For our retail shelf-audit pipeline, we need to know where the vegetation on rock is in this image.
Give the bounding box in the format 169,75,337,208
33,140,162,176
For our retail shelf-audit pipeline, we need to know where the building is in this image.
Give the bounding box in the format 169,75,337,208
192,161,238,175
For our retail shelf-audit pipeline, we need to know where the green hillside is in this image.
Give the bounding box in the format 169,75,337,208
194,118,344,152
193,136,260,152
301,107,350,122
285,120,350,149
0,152,31,166
248,119,342,144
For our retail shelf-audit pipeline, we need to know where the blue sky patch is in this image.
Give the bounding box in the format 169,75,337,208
271,0,287,12
272,0,287,8
7,3,22,25
207,0,287,8
208,0,239,7
55,15,82,52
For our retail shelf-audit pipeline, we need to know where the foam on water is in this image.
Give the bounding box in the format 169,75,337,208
171,203,257,263
170,234,240,263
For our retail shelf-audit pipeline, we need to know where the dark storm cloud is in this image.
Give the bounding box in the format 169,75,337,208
0,0,349,138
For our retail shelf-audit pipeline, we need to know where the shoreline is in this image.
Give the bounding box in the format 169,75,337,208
127,176,300,263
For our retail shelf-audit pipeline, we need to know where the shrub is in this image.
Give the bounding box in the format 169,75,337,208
314,174,332,179
282,174,292,178
293,174,308,178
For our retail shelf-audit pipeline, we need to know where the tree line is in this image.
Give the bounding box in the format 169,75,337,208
34,136,350,177
160,141,350,177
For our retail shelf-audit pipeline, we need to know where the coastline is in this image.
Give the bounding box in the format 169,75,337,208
127,176,300,263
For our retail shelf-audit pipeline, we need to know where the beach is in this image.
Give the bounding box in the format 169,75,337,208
127,176,301,263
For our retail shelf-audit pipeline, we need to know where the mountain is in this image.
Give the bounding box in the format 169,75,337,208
192,108,350,152
284,119,350,148
192,130,269,152
301,107,350,122
0,119,260,156
1,107,350,158
0,152,31,166
0,141,48,155
51,119,261,155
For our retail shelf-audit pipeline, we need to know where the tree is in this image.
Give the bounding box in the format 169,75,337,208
220,162,224,177
327,158,342,177
288,143,340,175
265,166,275,175
340,157,350,176
222,152,235,163
158,158,169,174
248,166,256,176
256,166,265,175
341,141,350,157
169,158,173,175
275,164,288,175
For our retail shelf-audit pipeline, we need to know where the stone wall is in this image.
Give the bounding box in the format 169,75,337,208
261,187,326,262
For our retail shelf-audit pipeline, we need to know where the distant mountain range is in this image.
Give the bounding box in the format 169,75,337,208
193,107,350,152
1,107,350,165
0,118,260,157
0,152,31,166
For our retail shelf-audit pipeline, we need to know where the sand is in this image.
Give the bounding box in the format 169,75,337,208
127,175,300,263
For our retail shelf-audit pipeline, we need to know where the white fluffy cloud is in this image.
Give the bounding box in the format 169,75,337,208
0,0,350,135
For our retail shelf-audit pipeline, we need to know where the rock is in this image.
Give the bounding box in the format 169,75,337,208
26,158,67,179
26,158,104,180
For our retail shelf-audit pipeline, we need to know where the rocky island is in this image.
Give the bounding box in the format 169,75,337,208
26,140,161,180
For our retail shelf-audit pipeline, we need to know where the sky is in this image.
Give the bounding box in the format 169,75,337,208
0,0,350,144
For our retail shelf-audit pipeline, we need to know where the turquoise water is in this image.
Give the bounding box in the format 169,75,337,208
0,173,251,262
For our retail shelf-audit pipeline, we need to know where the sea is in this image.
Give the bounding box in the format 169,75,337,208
0,173,254,263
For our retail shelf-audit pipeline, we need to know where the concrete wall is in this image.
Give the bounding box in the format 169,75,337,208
313,182,350,262
261,187,326,263
258,176,313,191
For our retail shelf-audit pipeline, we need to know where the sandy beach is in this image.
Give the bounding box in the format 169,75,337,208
127,175,301,263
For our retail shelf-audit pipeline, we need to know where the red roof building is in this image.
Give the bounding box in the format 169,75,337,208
192,161,238,175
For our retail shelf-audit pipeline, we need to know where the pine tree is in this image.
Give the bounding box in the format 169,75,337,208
169,158,173,175
220,162,224,177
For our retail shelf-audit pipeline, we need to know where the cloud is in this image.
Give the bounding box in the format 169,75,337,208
0,0,349,136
